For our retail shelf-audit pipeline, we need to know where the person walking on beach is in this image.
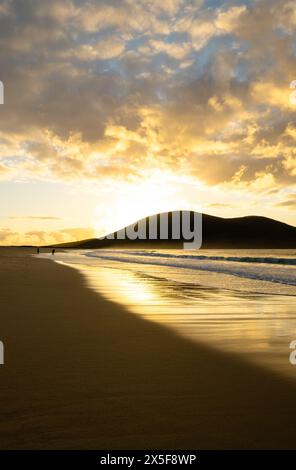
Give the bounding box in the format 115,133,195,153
51,249,55,255
37,247,40,254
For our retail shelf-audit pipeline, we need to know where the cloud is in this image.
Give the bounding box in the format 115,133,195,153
206,202,233,209
63,38,126,61
24,227,95,245
276,194,296,209
0,0,295,210
147,39,192,59
0,228,19,243
0,222,94,245
7,216,61,220
175,4,247,50
0,163,10,175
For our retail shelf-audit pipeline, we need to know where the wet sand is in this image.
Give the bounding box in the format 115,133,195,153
0,248,296,449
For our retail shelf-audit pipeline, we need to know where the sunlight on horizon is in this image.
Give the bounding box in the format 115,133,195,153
93,174,204,237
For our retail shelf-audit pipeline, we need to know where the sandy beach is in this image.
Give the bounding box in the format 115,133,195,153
0,248,296,449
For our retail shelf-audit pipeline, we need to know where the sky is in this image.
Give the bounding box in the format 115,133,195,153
0,0,295,245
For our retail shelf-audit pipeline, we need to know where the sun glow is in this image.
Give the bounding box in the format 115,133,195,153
93,173,203,237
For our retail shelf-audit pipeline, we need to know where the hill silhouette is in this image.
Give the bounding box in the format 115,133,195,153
48,212,296,249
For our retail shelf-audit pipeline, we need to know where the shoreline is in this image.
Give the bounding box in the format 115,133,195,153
0,248,296,449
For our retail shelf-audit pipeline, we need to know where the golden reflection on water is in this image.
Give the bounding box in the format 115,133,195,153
54,251,296,380
74,262,296,380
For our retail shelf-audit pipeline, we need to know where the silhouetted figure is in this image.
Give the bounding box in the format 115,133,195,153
52,249,55,255
37,247,40,254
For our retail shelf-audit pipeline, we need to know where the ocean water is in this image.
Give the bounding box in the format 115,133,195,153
46,249,296,380
85,249,296,293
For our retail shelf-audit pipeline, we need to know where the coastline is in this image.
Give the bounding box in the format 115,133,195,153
1,248,296,449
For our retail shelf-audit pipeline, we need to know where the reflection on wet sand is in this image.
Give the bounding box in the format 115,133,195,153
72,261,296,381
